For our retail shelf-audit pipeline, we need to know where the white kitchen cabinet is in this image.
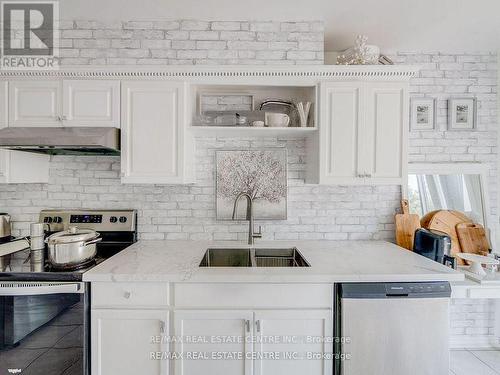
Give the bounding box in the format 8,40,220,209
318,82,364,184
173,309,332,375
91,309,169,375
9,80,62,127
8,79,121,128
173,310,253,375
62,80,120,127
0,80,7,128
0,150,50,183
253,310,333,375
121,81,194,184
318,81,408,185
362,82,407,184
0,81,49,183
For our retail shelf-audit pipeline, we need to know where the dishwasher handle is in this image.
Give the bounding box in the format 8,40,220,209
340,282,451,299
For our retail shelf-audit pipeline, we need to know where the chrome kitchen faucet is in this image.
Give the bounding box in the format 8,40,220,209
232,192,262,245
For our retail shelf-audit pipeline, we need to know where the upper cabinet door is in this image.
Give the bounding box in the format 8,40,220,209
362,82,408,184
0,81,7,128
0,82,8,183
317,81,408,185
121,81,188,184
9,80,62,127
319,82,364,184
62,80,120,127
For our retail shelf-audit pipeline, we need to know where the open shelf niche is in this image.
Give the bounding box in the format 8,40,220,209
189,83,317,137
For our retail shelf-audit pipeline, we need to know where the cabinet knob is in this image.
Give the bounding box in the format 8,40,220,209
245,319,250,333
123,291,131,299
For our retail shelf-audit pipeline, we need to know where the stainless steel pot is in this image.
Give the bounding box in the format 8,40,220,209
0,213,11,240
46,226,102,268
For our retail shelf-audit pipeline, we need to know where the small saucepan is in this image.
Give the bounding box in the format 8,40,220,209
46,226,102,268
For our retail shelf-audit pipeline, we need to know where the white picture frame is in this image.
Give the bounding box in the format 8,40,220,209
410,98,436,131
448,98,477,130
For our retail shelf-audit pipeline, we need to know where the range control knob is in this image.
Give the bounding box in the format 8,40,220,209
45,217,53,223
54,216,63,223
110,216,118,223
119,216,127,223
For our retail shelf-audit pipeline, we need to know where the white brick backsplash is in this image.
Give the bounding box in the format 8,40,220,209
153,21,180,30
123,21,154,30
249,22,280,32
210,21,241,31
189,31,220,40
180,20,210,31
164,30,189,40
61,29,92,39
51,19,323,66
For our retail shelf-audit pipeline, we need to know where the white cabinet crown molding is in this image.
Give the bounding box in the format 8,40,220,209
0,65,420,80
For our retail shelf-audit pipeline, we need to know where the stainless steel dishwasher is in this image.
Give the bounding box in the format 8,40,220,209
338,282,451,375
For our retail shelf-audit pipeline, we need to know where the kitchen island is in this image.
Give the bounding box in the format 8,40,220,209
84,240,463,375
83,240,462,283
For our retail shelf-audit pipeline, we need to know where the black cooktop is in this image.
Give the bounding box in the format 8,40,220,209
0,253,108,281
0,209,137,282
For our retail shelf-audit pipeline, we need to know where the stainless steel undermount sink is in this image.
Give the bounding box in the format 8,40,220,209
199,247,310,268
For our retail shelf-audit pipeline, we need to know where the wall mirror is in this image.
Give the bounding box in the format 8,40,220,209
406,163,490,230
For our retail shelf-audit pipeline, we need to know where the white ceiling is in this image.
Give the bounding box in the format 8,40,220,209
62,0,500,53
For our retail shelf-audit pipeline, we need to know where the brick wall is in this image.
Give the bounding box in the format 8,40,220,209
450,298,497,348
0,20,498,349
57,20,324,65
391,52,498,220
392,52,498,349
0,139,399,241
1,50,496,244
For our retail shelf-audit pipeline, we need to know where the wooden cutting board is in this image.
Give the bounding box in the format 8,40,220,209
395,200,421,251
456,223,490,257
423,210,472,265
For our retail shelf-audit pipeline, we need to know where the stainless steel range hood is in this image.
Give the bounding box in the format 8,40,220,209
0,127,120,155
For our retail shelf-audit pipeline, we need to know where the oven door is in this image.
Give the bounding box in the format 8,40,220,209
0,282,88,375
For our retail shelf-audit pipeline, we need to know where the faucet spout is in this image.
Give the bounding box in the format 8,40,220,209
232,192,251,220
231,192,262,245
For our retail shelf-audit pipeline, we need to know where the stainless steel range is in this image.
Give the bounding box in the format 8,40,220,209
0,209,137,375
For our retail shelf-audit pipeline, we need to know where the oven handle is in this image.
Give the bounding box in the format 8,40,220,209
0,282,84,296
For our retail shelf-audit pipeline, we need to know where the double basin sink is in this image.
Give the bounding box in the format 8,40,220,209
199,247,310,268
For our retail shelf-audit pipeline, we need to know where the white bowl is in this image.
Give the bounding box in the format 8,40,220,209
456,253,499,276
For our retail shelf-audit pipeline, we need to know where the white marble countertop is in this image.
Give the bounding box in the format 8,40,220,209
83,240,464,283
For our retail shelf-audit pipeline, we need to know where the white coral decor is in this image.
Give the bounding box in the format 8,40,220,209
337,35,380,65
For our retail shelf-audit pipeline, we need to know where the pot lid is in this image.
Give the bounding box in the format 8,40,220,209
47,226,99,244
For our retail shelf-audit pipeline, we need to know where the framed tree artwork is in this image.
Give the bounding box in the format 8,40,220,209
216,149,287,220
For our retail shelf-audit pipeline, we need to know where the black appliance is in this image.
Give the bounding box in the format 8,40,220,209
413,228,455,267
0,209,137,375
